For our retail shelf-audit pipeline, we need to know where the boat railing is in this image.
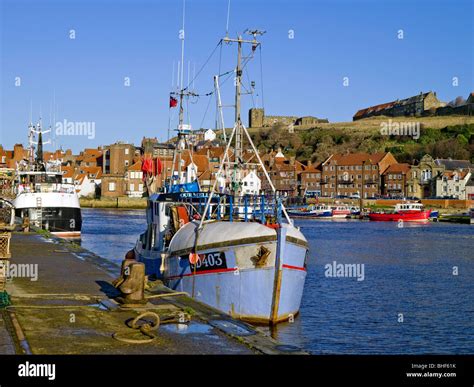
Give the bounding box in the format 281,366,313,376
166,192,284,224
16,183,76,195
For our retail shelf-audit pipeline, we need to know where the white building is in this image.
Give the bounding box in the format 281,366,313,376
126,162,144,197
436,169,472,199
204,129,216,142
241,170,261,195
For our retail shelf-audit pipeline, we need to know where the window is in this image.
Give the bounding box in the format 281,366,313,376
109,182,116,192
125,148,129,155
130,183,135,192
125,160,129,167
139,184,143,192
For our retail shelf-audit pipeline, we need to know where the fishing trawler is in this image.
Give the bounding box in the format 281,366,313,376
13,121,82,237
135,30,308,324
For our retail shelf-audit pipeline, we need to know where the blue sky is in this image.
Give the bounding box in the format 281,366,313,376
0,0,472,152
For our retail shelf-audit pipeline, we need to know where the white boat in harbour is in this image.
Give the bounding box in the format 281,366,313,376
331,205,352,218
13,121,82,238
135,29,308,324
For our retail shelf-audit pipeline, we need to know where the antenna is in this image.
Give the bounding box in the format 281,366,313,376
187,60,190,91
245,29,266,38
225,0,231,38
180,0,185,91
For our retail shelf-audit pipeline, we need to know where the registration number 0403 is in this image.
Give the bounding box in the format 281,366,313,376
188,252,227,272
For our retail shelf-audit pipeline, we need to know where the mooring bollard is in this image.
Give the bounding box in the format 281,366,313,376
113,250,147,305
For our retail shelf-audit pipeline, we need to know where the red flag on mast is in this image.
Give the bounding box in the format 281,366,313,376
141,157,154,176
169,96,178,108
156,158,163,175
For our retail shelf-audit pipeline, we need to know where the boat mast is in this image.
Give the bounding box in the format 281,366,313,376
170,0,191,186
214,75,226,142
177,0,186,183
234,35,243,163
223,30,264,193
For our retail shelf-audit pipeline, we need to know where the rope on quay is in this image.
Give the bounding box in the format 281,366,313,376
112,312,161,344
112,310,192,345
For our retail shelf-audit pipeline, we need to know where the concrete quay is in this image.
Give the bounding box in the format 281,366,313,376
0,232,306,355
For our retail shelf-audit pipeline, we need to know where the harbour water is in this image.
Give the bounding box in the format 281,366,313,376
80,208,474,354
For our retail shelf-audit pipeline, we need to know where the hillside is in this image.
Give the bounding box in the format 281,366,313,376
248,115,474,164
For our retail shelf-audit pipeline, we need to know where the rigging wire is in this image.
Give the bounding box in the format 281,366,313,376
183,41,222,92
199,93,214,130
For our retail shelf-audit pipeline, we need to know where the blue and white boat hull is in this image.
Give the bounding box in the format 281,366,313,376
136,221,308,324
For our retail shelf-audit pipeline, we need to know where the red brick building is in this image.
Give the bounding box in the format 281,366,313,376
321,152,398,198
259,150,305,196
381,163,411,197
299,162,322,196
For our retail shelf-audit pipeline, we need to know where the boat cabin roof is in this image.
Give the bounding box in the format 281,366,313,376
395,202,423,210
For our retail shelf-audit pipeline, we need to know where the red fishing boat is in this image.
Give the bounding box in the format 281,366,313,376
369,203,431,222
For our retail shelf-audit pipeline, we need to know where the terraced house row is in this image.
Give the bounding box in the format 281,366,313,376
300,153,474,200
1,137,473,200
